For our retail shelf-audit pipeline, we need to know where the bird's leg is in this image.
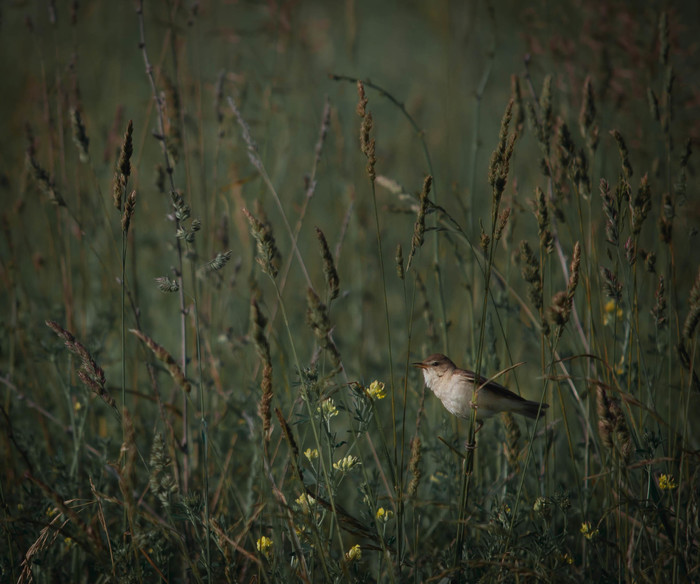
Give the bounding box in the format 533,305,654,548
464,421,483,450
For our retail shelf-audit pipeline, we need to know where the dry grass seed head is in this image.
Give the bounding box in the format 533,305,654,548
600,267,623,302
259,363,273,442
407,175,432,270
45,320,114,410
250,298,274,440
113,120,134,210
631,174,651,236
70,108,90,163
534,186,553,252
407,436,422,497
243,207,281,279
519,241,542,308
118,120,134,178
149,432,178,509
129,329,191,394
306,288,341,368
539,75,553,148
315,227,339,300
549,242,582,326
480,224,490,253
579,77,599,157
27,154,64,207
502,412,521,470
203,250,233,272
121,190,136,234
356,80,368,118
568,242,581,298
610,129,633,180
250,298,271,364
361,121,376,181
595,385,615,449
547,291,570,327
488,99,515,203
651,276,668,329
556,120,575,172
599,178,619,245
511,74,525,130
275,408,300,461
156,276,179,292
495,207,511,241
609,399,633,461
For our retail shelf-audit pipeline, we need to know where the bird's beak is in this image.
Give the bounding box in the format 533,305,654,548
412,361,427,369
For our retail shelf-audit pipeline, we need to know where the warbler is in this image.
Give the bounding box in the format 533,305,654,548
414,353,548,431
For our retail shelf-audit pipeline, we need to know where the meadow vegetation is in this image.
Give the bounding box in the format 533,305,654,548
1,1,699,582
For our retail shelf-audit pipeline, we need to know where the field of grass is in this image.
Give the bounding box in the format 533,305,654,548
1,1,699,582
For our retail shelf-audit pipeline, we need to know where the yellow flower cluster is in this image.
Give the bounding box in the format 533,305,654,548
304,448,319,461
603,299,623,326
367,380,386,400
295,492,314,513
256,536,273,559
580,521,599,540
333,455,360,472
375,507,394,522
659,473,677,490
317,398,338,418
345,544,362,562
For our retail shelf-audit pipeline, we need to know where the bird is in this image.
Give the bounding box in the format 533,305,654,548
413,353,548,432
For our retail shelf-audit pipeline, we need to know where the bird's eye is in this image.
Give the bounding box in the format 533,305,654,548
431,361,439,366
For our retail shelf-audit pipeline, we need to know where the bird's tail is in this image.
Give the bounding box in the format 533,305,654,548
517,399,549,420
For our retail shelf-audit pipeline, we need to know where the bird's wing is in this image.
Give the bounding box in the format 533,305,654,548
457,369,527,402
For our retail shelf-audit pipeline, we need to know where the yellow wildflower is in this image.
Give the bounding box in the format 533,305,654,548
317,398,338,419
603,299,623,325
376,507,394,522
295,492,314,513
580,521,599,540
256,536,273,559
304,448,319,461
367,380,386,400
345,543,361,562
333,455,360,472
659,473,677,490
